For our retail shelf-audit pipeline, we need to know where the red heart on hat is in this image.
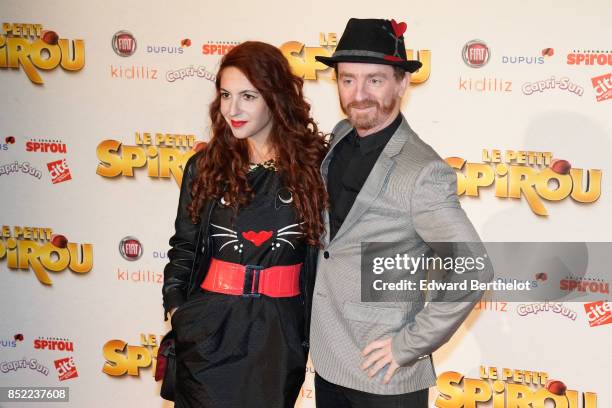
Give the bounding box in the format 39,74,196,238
384,55,402,62
242,230,273,247
391,19,407,38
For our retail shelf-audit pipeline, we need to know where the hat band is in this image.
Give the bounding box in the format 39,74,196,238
331,49,391,59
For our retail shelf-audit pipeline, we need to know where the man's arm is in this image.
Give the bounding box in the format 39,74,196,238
390,159,493,366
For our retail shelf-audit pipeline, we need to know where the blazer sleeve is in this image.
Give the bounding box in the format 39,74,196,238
391,159,494,366
162,152,202,320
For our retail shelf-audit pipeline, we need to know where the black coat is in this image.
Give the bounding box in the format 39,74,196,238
162,152,318,346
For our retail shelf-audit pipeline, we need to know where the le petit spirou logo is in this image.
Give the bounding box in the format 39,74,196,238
446,149,602,216
436,366,597,408
96,132,201,186
278,32,430,83
0,23,85,85
0,225,93,285
102,333,161,377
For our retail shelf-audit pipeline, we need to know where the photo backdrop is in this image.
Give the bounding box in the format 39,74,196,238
1,0,611,407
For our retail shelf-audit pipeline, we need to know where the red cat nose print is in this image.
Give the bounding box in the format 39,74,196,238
242,230,273,247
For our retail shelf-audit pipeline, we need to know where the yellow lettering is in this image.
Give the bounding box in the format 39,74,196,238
96,140,125,177
435,371,464,408
465,163,494,196
570,168,602,203
17,240,51,284
102,340,129,376
6,37,42,84
29,39,61,70
58,39,85,71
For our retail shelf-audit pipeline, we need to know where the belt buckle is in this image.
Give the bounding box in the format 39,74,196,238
242,264,264,298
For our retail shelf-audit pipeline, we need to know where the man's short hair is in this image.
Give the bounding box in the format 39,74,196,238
392,66,406,81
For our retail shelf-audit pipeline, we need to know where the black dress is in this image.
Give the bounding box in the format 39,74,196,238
172,161,307,408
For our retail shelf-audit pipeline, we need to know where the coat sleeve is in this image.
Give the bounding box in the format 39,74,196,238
162,152,202,320
391,159,494,366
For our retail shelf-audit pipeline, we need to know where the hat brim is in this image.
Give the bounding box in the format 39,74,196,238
315,55,423,73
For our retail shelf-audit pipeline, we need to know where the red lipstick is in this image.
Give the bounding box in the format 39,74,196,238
231,120,247,128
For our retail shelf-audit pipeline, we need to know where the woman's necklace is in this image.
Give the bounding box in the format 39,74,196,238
248,158,277,172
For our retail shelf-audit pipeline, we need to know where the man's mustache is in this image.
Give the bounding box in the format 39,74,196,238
346,100,380,110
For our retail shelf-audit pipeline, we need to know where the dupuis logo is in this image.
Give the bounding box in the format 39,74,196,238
1,136,16,151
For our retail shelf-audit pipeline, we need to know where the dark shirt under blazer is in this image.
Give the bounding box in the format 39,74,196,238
327,113,401,240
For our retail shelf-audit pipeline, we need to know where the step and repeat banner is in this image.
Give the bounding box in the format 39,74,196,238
1,0,610,407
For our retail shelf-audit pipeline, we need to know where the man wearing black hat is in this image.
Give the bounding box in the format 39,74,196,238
309,18,491,407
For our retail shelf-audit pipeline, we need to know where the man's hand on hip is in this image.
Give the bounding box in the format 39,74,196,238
361,337,400,384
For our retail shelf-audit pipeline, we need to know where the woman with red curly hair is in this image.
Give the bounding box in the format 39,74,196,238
162,41,327,407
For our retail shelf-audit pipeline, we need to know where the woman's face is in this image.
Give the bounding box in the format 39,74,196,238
219,66,273,144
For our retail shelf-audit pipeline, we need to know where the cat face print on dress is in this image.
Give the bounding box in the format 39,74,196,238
210,222,304,253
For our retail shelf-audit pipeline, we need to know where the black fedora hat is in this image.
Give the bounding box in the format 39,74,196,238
316,18,422,73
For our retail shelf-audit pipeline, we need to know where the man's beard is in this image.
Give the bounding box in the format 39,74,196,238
341,97,397,130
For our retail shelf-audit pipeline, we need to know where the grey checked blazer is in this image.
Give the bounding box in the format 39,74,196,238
310,115,492,395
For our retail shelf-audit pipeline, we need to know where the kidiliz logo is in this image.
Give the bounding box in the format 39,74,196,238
458,77,512,93
110,65,157,80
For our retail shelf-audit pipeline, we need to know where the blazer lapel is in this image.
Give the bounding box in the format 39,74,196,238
329,117,412,244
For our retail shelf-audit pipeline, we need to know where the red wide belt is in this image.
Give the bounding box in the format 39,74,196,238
201,258,302,298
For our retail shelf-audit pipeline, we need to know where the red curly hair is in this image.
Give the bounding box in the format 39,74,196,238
188,41,328,246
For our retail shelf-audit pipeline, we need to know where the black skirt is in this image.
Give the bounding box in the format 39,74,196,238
172,289,307,408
